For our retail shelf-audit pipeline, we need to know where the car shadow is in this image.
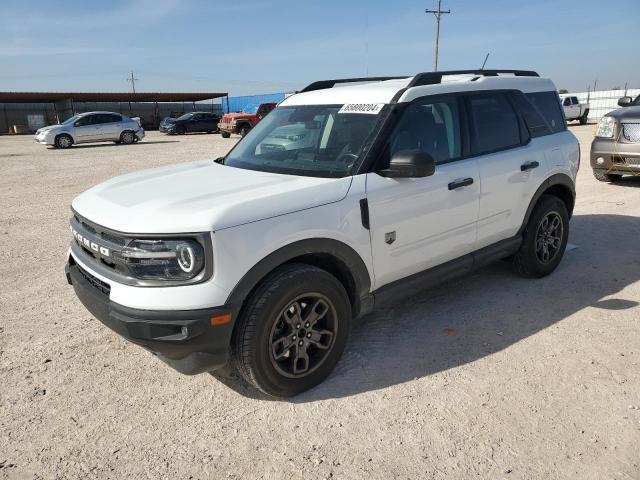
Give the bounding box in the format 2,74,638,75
611,176,640,188
47,140,180,149
211,214,640,402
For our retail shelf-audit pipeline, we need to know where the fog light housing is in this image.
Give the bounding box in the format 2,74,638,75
596,157,605,165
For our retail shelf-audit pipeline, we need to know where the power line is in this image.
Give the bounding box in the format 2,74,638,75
126,70,139,93
425,0,451,72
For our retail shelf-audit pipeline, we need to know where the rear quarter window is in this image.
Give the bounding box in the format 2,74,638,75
526,91,566,133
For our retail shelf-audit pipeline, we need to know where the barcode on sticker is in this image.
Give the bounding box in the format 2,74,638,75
338,104,385,114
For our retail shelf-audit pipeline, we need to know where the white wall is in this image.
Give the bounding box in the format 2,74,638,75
568,88,640,120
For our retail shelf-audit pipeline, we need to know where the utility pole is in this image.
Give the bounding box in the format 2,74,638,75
425,0,450,71
126,71,139,94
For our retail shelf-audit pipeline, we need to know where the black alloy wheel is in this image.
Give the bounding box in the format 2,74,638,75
269,294,337,378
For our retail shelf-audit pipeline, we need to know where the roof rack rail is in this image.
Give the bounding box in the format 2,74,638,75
300,76,409,93
408,69,539,88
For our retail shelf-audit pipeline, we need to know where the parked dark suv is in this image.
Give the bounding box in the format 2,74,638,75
159,112,221,135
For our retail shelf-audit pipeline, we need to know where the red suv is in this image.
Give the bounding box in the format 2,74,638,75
218,102,277,138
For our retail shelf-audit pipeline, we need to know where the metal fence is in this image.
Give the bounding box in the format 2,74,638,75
0,101,223,133
569,88,640,120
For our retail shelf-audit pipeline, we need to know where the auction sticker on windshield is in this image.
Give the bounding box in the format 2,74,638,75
338,104,385,114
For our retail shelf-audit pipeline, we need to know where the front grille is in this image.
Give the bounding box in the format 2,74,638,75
71,211,130,275
73,213,126,245
76,262,111,296
621,123,640,143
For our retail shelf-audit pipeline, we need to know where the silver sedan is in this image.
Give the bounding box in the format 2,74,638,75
34,111,145,148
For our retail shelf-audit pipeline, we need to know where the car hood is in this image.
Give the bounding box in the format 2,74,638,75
222,112,254,120
607,106,640,121
36,124,63,134
72,160,353,234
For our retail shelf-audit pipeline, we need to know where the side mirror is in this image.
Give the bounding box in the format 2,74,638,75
378,149,436,178
618,96,633,107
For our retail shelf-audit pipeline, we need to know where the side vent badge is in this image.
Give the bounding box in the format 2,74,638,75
385,231,396,245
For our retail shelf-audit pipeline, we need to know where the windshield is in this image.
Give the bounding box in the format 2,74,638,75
176,113,194,121
61,114,81,125
224,104,386,178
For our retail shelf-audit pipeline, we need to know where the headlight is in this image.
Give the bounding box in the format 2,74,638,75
596,116,616,138
120,238,205,281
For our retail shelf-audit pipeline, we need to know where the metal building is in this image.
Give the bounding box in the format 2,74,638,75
0,91,227,133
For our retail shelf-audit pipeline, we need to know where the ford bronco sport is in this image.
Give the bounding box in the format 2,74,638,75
65,70,579,397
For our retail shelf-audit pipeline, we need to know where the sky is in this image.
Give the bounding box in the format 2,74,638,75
0,0,638,96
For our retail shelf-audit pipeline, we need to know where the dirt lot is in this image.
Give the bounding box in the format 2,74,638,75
1,127,639,479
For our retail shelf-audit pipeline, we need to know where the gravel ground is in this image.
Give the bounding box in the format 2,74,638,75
1,127,639,480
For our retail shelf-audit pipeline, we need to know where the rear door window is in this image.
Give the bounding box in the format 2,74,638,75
467,92,521,155
525,91,566,133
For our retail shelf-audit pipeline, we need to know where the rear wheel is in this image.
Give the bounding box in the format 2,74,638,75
579,111,589,125
120,131,135,145
233,264,351,397
593,170,622,182
221,130,231,138
54,134,73,149
513,195,569,278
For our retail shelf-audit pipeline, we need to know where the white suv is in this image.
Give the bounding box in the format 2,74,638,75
65,70,579,397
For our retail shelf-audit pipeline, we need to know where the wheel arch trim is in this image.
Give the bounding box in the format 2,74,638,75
225,238,373,319
518,173,575,234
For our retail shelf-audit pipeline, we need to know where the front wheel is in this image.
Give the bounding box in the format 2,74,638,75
54,134,73,149
239,125,250,137
120,130,135,145
233,264,352,397
220,130,231,138
176,126,186,135
513,195,569,278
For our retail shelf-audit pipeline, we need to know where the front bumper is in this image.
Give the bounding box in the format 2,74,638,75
159,125,176,134
65,259,238,375
591,137,640,174
34,133,53,145
218,124,238,134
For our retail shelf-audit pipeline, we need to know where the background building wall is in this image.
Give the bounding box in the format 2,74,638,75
0,101,223,133
221,92,289,113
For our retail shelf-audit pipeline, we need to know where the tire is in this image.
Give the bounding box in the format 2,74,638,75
176,126,186,135
54,134,73,149
593,170,622,182
239,125,250,137
579,111,588,125
513,195,569,278
221,130,231,138
233,264,352,398
120,130,135,145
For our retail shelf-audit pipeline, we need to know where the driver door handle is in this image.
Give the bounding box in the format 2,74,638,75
521,161,539,172
448,178,474,190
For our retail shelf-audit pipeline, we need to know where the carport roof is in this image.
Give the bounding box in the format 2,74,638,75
0,91,228,103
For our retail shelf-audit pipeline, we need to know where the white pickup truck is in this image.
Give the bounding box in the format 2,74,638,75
559,94,589,124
